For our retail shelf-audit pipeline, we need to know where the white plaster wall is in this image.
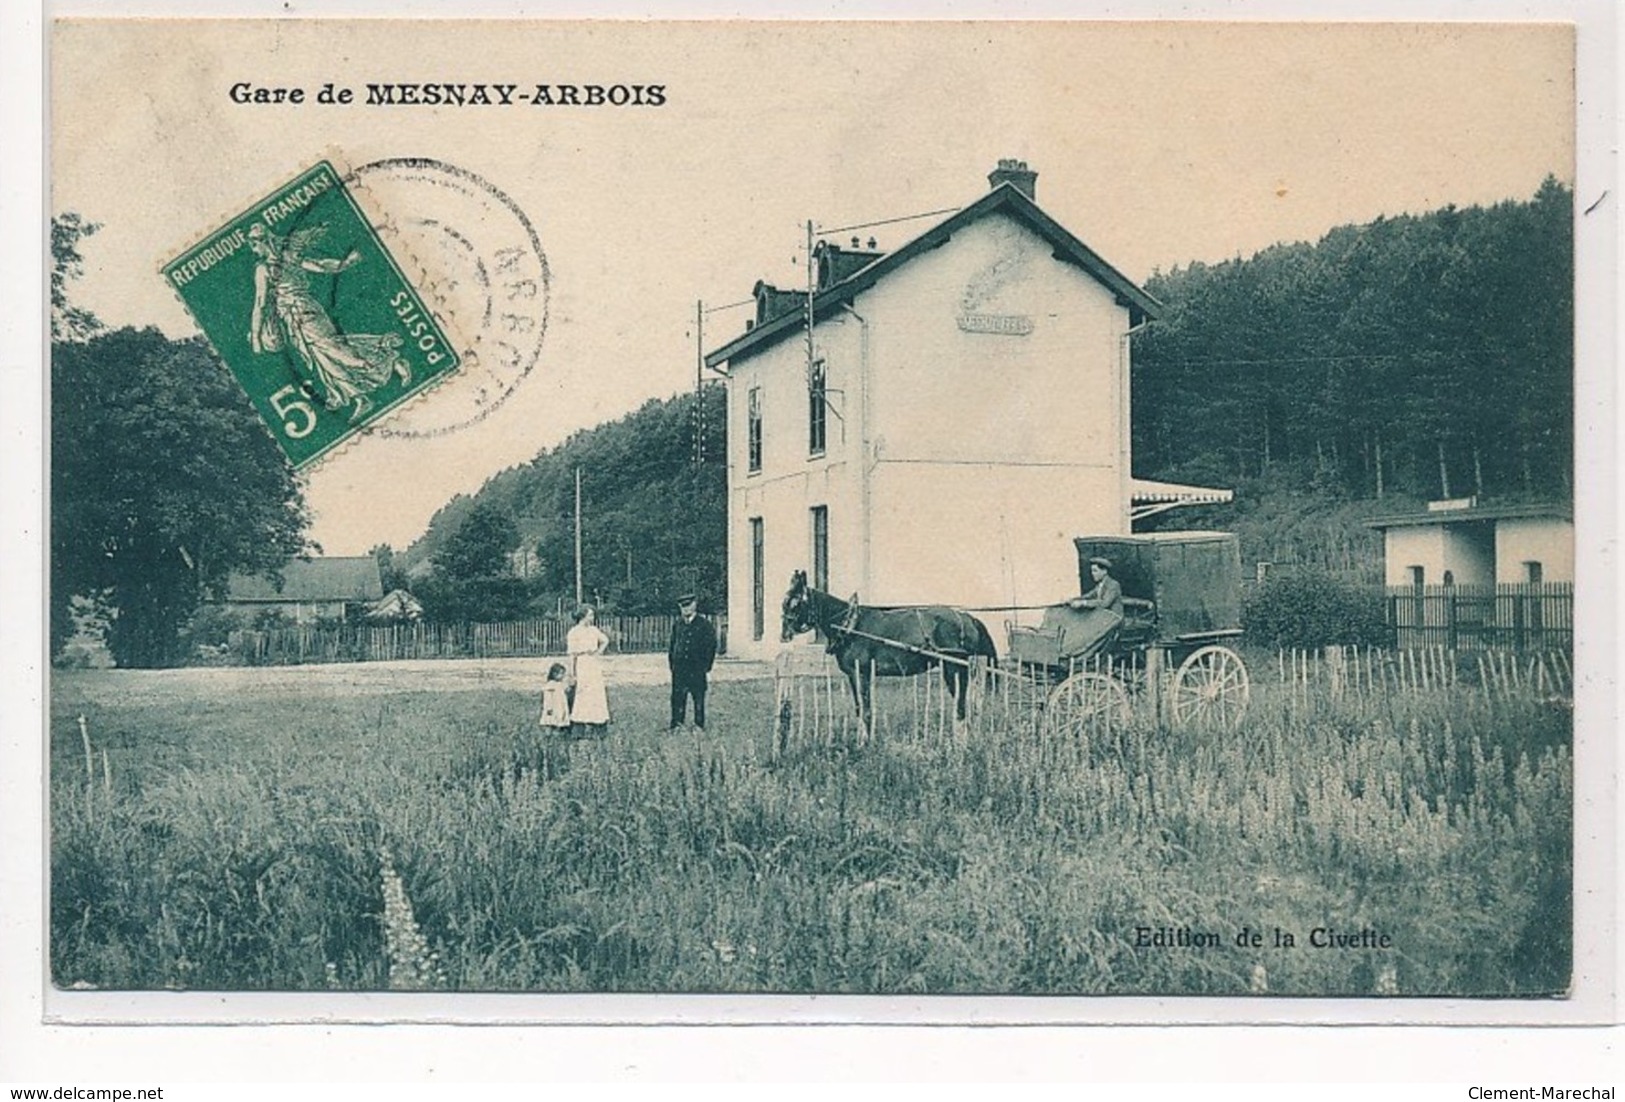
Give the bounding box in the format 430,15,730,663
726,316,865,658
1439,526,1495,585
866,462,1119,615
857,212,1129,617
1384,527,1446,586
863,215,1126,473
1494,519,1574,583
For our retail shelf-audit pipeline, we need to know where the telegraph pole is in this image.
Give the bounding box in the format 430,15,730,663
693,299,705,467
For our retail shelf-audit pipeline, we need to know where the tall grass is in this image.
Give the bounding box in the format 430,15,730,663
50,659,1570,996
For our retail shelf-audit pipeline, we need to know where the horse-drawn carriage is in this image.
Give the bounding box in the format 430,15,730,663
1004,532,1251,734
780,530,1251,735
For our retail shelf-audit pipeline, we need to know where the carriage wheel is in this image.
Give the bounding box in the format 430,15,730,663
1169,645,1251,729
1045,671,1133,741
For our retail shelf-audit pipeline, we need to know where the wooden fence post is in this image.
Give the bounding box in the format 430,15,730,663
1145,646,1163,728
1325,645,1345,701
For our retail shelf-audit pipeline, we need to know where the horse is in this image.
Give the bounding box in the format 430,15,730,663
780,570,998,731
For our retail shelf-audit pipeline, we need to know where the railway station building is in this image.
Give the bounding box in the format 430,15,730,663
706,161,1229,659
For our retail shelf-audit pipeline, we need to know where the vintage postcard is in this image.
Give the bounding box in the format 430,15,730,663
38,15,1612,1031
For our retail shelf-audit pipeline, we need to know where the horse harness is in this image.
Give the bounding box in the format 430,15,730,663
821,595,975,669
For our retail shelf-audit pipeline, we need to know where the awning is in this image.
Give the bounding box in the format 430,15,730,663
1130,477,1234,520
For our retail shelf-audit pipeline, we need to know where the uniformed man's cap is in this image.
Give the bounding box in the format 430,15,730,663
1088,556,1113,571
677,593,698,607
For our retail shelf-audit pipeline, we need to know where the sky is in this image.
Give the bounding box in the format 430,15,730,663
51,19,1575,554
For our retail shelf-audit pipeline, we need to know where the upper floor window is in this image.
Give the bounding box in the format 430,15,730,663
747,386,763,473
808,359,827,457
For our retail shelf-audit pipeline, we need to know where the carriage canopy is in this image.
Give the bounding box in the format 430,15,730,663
1072,531,1242,640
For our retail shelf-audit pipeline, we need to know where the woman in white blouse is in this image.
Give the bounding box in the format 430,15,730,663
565,605,611,733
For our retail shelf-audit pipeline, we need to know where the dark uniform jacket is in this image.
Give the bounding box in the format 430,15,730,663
668,615,718,676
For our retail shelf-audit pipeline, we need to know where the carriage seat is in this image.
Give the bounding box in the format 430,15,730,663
1043,603,1125,661
1008,603,1126,666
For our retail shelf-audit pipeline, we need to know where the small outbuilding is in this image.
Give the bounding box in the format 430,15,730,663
1366,500,1573,588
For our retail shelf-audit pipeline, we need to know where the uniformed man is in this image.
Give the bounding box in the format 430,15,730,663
668,593,718,731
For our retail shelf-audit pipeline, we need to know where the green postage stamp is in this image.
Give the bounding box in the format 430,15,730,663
163,161,460,468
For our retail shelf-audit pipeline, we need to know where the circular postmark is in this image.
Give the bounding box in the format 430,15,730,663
345,158,550,438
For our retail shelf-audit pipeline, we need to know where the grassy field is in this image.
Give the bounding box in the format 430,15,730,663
49,653,1571,996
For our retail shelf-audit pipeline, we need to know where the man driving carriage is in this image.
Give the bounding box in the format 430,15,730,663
1047,556,1124,661
1070,556,1124,617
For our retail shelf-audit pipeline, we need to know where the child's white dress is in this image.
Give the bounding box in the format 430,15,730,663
539,682,572,729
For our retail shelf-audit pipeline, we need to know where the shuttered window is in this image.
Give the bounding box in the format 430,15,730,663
747,387,763,473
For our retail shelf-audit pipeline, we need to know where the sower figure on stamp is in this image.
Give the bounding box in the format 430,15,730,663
246,222,411,422
668,593,717,732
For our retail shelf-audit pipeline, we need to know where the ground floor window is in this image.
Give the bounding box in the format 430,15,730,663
810,505,829,592
751,517,765,641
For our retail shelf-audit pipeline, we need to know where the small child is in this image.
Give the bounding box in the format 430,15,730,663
538,661,572,731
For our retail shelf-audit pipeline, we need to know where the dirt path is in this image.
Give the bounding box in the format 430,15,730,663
53,654,775,708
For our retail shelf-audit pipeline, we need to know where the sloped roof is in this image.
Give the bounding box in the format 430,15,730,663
1366,503,1573,530
224,557,385,603
364,588,425,622
706,182,1162,369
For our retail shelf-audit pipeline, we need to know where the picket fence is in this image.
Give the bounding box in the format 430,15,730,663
1276,644,1572,704
230,614,728,666
1385,582,1573,652
768,642,1571,757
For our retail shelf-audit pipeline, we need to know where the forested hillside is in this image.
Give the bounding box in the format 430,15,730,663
397,182,1572,617
1133,178,1572,503
1131,178,1572,575
398,386,725,617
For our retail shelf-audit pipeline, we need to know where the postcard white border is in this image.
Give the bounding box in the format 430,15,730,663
6,0,1619,1084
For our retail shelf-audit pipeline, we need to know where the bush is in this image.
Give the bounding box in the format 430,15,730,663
416,576,537,623
1243,570,1389,649
183,605,245,650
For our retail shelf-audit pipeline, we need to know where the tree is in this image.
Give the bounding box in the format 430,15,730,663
415,502,529,622
52,214,103,343
1133,182,1573,507
369,542,409,593
433,501,519,580
52,327,311,666
400,386,727,617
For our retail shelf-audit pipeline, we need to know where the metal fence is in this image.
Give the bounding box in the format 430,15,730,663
228,614,728,666
1384,583,1572,652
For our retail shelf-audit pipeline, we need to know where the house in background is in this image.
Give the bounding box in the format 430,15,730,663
706,160,1229,659
216,556,385,624
1366,500,1573,587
